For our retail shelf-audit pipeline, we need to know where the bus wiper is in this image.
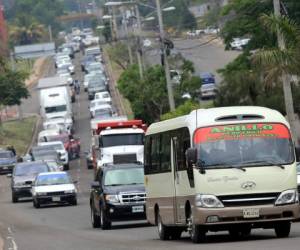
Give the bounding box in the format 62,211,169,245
205,163,246,172
241,160,285,169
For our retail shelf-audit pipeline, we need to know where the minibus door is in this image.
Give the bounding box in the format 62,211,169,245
171,137,182,224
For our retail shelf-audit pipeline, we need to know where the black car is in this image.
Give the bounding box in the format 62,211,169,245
85,150,93,169
10,161,51,203
87,80,107,100
0,149,17,174
90,163,146,229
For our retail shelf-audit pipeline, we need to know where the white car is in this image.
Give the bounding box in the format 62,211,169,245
230,38,250,50
32,172,77,208
89,101,112,118
38,129,61,143
43,117,73,135
94,91,112,104
37,141,69,169
200,83,218,99
297,163,300,198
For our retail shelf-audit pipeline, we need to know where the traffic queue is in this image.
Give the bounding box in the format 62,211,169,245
1,26,300,245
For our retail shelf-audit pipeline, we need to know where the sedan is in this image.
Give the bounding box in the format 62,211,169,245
32,172,77,208
10,161,51,203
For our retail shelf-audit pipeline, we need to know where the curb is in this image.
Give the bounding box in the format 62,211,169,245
26,114,41,154
0,234,3,250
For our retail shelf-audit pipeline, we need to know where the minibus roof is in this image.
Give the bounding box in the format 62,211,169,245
146,106,289,136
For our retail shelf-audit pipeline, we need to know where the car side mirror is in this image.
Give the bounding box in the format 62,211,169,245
295,147,300,162
6,173,12,178
91,181,100,189
186,148,197,167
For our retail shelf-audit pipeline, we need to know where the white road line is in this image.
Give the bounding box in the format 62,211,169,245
7,227,18,250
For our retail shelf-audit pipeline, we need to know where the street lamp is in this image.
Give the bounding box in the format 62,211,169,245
162,6,176,12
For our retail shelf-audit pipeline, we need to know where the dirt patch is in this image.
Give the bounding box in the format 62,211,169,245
25,57,49,87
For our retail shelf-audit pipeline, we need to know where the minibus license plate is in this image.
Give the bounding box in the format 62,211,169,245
243,208,259,218
52,196,61,202
132,206,144,213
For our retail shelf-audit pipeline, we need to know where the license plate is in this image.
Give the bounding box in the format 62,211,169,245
243,208,259,218
3,166,8,170
52,196,61,202
132,206,144,213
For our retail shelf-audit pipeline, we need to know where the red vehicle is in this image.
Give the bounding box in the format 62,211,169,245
46,133,81,160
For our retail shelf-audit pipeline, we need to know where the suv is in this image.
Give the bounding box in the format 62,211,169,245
0,149,17,174
90,163,146,229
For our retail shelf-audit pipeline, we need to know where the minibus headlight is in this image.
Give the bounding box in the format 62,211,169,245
195,194,224,208
275,189,298,205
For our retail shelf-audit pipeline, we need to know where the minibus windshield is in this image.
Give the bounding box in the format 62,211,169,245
194,123,294,168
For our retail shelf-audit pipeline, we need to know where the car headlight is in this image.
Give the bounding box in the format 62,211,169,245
65,189,76,194
105,194,119,204
195,194,224,208
275,189,299,205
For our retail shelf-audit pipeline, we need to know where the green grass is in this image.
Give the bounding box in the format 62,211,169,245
0,116,37,155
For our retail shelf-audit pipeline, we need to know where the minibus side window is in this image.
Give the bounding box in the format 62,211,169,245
161,132,171,172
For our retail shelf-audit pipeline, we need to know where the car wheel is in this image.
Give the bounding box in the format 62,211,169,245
71,198,77,206
12,192,18,203
100,207,111,230
91,206,101,228
275,222,291,238
64,164,69,171
33,199,40,208
157,211,171,240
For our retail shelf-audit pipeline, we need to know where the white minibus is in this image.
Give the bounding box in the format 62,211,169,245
144,106,299,243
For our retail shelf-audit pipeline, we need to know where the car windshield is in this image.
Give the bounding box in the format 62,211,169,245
47,135,69,143
104,168,144,186
194,123,294,169
101,134,144,147
40,144,64,151
0,151,13,158
14,164,48,176
45,105,67,113
36,173,71,186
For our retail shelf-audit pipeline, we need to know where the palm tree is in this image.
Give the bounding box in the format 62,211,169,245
9,15,46,45
253,14,300,144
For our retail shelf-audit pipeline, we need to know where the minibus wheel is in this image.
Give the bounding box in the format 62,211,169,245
274,222,291,238
157,212,171,240
187,214,206,243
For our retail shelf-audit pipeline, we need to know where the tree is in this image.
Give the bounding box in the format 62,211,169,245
162,0,197,31
0,57,29,123
107,42,132,70
161,100,200,120
118,57,202,123
9,15,47,45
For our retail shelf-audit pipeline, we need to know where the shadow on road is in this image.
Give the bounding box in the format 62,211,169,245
111,222,153,230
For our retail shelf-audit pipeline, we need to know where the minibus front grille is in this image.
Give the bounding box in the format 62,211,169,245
218,193,280,207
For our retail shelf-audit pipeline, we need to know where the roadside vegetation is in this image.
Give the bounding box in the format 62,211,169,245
0,116,37,155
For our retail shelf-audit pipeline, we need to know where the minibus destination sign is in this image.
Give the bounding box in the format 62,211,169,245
194,123,290,143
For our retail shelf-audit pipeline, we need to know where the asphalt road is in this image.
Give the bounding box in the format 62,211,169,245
1,43,300,250
145,37,240,83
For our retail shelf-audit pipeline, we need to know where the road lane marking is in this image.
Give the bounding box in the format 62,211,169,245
7,227,18,250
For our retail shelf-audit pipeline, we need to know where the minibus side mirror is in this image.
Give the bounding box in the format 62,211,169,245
295,147,300,162
186,148,197,167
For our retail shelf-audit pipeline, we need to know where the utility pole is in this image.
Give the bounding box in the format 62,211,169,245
273,0,298,145
155,0,175,111
10,52,23,120
112,7,119,41
48,25,53,42
121,8,133,64
135,4,144,79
